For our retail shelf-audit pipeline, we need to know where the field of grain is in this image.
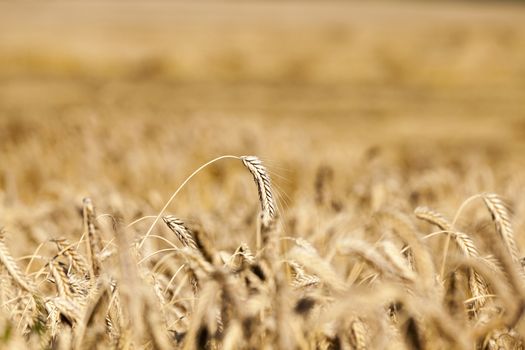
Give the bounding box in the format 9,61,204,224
1,1,525,349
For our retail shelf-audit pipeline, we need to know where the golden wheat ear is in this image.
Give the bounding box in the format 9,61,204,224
482,193,521,265
0,237,37,294
162,215,198,250
240,156,276,225
83,197,102,279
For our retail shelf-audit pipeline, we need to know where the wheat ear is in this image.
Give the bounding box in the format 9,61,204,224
0,239,37,293
53,238,90,277
240,156,276,224
414,206,453,232
482,193,521,265
349,318,368,350
83,198,102,278
163,216,198,250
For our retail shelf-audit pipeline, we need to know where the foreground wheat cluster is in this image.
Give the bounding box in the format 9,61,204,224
0,154,524,350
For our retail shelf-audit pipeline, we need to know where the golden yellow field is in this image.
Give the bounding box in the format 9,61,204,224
1,1,525,349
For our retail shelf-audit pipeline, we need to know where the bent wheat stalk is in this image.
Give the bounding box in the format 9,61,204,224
138,155,240,249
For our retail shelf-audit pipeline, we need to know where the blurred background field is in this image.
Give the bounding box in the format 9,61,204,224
1,0,525,249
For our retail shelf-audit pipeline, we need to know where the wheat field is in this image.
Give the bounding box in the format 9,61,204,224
1,1,525,349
